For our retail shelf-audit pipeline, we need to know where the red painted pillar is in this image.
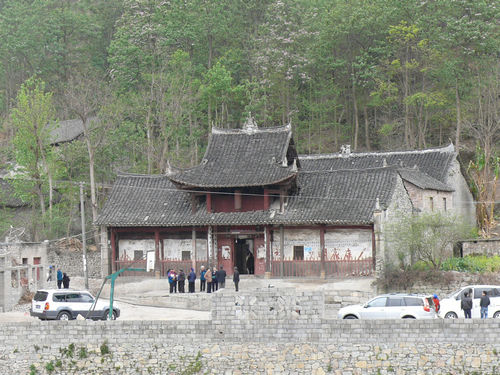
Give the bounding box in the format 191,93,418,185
265,226,271,275
206,193,212,212
155,230,160,277
110,229,116,273
320,226,326,279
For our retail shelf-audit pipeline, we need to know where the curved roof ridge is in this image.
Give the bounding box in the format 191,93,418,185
212,123,291,135
300,165,399,174
116,172,168,178
299,143,455,160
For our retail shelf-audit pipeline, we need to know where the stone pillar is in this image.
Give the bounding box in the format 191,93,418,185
279,225,284,277
154,230,161,278
99,226,109,278
373,199,384,277
191,228,197,270
264,226,271,279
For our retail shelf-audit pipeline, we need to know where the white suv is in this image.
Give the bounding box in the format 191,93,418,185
30,289,120,321
439,285,500,319
338,294,437,319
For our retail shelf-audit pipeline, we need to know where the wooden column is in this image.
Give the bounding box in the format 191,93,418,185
110,229,116,273
280,225,284,277
320,225,326,279
192,228,197,270
265,226,271,278
154,230,160,277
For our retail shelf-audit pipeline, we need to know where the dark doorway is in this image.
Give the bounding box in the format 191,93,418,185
234,238,254,275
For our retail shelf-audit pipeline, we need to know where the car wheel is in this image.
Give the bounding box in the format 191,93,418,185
103,310,117,320
444,312,458,319
493,311,500,319
57,311,72,321
343,315,358,319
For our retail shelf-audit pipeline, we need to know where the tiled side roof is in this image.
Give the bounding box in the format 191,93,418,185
398,168,453,192
299,144,455,183
96,168,398,227
0,179,25,207
168,125,297,188
50,117,98,144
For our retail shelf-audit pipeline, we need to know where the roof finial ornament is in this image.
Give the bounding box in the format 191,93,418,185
243,112,258,134
165,160,172,175
375,197,380,210
340,144,351,156
382,158,387,167
291,158,298,172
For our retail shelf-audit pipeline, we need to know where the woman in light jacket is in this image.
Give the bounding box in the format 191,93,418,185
204,266,212,293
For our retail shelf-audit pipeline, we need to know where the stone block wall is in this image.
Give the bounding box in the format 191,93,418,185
47,246,101,279
461,239,500,257
2,319,500,374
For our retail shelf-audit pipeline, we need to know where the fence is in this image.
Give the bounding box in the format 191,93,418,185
271,258,374,277
114,260,209,277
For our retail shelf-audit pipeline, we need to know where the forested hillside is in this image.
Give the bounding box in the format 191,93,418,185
0,0,498,241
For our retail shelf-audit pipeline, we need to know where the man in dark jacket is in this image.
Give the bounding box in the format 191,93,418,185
461,292,473,319
188,268,196,293
57,268,63,289
233,266,240,292
177,269,186,293
480,290,490,319
216,266,227,288
62,273,70,289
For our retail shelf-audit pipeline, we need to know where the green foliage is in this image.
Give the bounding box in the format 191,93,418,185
100,341,110,356
78,347,88,359
29,364,37,375
45,361,55,373
385,212,474,270
441,256,500,273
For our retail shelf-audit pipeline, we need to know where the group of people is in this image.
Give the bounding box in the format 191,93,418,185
167,265,240,293
47,266,71,289
461,290,491,319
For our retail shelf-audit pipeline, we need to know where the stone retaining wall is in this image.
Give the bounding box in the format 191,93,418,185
1,320,500,374
47,246,101,279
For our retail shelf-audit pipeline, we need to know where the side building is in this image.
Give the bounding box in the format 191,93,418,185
95,118,474,278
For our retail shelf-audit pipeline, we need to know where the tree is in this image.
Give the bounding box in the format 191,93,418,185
10,77,58,240
385,212,474,270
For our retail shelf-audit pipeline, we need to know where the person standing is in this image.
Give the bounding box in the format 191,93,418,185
461,292,473,319
233,266,240,292
57,268,63,289
480,290,490,319
46,266,53,282
188,268,196,293
62,273,70,289
178,269,186,293
200,266,206,292
216,266,227,289
205,266,212,293
432,294,440,313
211,266,218,292
168,269,177,293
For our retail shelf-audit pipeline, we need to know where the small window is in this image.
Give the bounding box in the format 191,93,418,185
80,294,94,303
366,297,387,307
387,297,404,306
474,288,491,299
443,197,447,211
65,293,82,302
133,251,143,260
34,291,48,302
53,294,67,302
293,246,304,260
429,197,434,211
182,251,191,261
404,297,423,306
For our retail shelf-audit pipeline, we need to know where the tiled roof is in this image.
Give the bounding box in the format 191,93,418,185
50,117,97,144
96,168,397,227
398,168,453,192
168,124,297,188
299,144,455,183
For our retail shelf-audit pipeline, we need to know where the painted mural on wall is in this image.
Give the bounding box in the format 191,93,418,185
324,229,372,260
118,239,155,261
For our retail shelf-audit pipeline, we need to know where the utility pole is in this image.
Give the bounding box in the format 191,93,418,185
80,182,89,290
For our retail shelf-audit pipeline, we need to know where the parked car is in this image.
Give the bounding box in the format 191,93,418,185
439,285,500,319
337,293,437,319
30,289,120,321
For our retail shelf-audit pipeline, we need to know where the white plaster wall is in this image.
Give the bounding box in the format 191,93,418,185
118,238,208,261
272,228,321,260
447,157,476,226
324,229,372,260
